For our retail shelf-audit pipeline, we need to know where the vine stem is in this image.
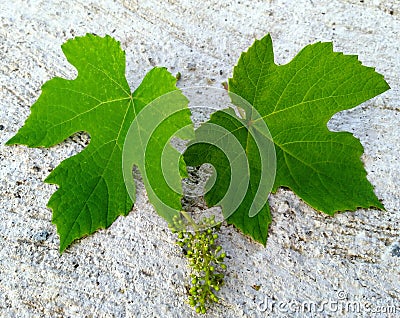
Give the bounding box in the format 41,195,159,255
180,210,200,231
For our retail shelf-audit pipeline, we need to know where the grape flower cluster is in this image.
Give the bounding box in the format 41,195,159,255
169,214,227,314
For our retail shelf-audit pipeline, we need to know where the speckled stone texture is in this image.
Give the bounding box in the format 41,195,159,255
0,1,399,317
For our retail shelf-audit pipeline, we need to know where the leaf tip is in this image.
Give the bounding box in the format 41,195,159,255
5,133,29,147
61,33,125,72
43,173,55,184
59,244,66,255
373,200,385,211
53,219,75,254
5,137,15,146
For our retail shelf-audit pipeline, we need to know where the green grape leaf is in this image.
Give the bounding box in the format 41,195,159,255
7,34,192,252
184,107,274,244
184,34,389,245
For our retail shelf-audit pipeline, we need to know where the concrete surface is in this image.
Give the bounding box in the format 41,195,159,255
0,0,399,317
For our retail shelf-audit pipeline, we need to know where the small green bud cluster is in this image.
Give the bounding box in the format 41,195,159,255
168,214,187,233
170,214,227,314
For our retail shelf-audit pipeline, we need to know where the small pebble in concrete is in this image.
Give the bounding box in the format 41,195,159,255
391,244,400,257
187,62,196,71
33,230,50,242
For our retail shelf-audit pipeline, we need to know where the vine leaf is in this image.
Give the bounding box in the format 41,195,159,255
184,107,274,244
184,34,389,244
7,34,192,252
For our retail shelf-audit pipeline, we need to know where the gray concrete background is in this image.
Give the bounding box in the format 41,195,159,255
0,0,399,317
